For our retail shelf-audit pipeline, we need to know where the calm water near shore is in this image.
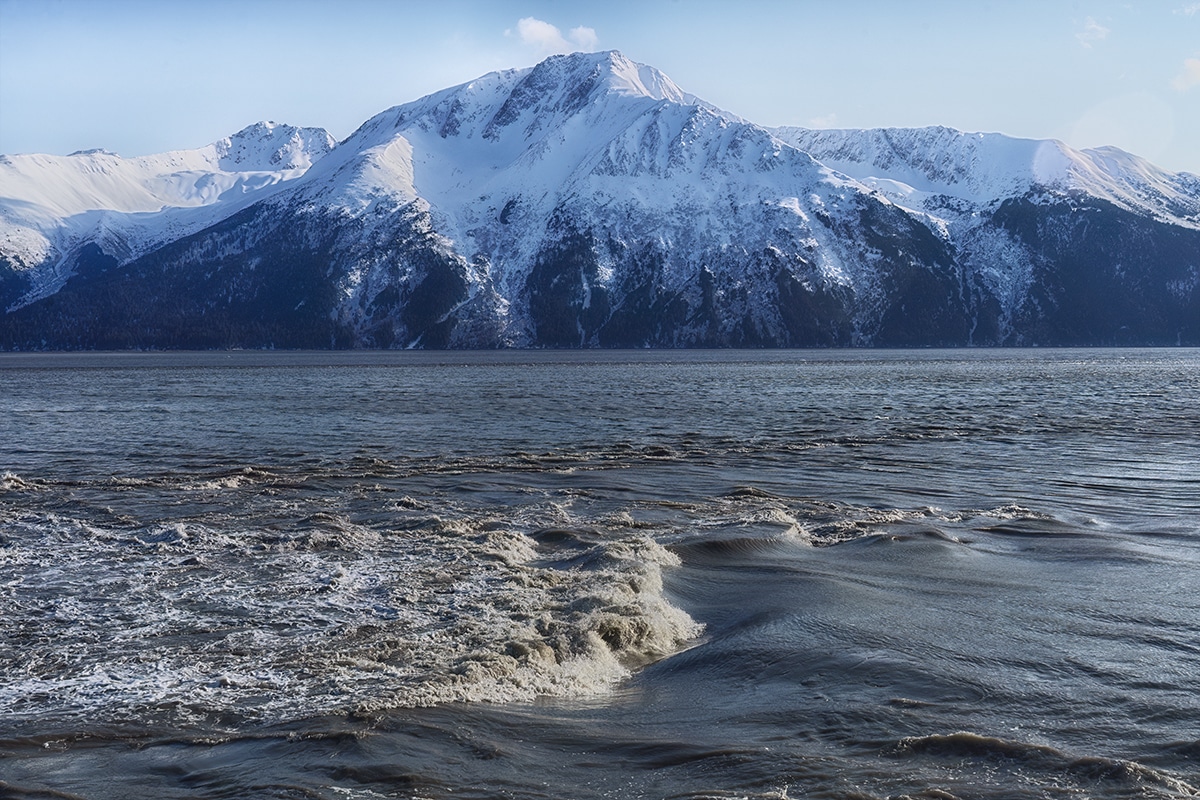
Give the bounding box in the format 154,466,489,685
2,348,1198,799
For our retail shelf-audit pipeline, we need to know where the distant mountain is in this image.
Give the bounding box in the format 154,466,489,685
0,121,335,310
2,51,1197,349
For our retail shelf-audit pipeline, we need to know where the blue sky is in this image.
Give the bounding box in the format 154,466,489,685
2,0,1198,173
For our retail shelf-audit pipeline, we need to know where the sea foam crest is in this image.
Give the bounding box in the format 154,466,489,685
0,508,701,732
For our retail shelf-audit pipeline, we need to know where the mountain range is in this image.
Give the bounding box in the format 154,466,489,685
2,51,1198,349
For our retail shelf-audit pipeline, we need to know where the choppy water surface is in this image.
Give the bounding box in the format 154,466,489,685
1,349,1198,799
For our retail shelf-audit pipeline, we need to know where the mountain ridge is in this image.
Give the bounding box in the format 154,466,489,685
0,121,336,308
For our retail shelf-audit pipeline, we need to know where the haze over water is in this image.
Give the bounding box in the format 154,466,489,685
2,348,1198,799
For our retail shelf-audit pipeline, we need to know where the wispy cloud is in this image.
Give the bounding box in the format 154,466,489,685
567,25,599,51
1175,3,1200,15
1172,57,1200,91
808,113,838,128
1076,16,1110,48
507,17,598,56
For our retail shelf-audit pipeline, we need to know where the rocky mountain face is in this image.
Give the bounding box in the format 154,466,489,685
2,51,1197,349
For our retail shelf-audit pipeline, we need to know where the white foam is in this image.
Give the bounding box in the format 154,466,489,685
0,508,701,730
0,471,36,492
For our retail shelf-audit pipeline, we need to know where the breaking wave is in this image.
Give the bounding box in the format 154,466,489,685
0,503,700,734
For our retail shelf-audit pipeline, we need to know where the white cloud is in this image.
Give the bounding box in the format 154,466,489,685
1175,3,1200,15
567,25,599,51
508,17,598,56
1076,17,1110,48
808,113,838,128
1172,57,1200,91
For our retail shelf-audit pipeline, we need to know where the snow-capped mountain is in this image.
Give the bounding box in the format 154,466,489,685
0,122,334,306
767,125,1200,343
770,125,1200,229
1,51,1197,349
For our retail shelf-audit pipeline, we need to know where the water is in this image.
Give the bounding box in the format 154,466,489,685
1,349,1198,799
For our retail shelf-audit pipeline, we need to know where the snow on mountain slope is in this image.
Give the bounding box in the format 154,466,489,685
282,51,887,341
1064,145,1200,227
771,125,1200,229
766,126,1200,340
770,126,1061,204
297,52,705,213
269,51,1197,347
0,122,335,305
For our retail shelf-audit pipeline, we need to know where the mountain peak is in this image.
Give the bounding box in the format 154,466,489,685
539,50,689,103
212,121,336,172
464,50,695,145
338,50,703,161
